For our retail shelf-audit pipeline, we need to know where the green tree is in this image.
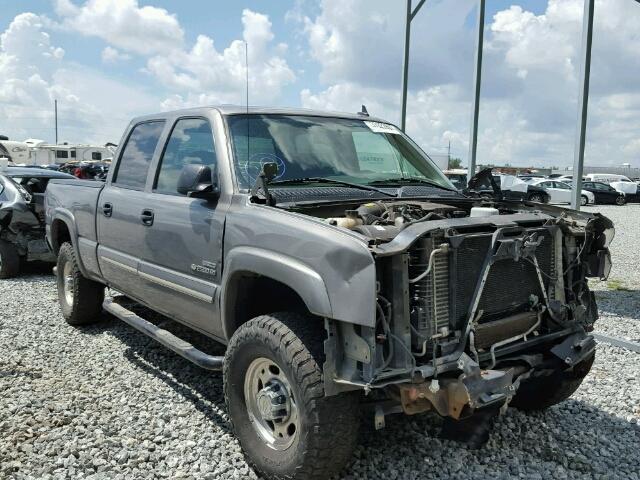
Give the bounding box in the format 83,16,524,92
448,157,462,169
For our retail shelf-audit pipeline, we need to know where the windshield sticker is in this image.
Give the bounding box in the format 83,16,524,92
364,121,401,135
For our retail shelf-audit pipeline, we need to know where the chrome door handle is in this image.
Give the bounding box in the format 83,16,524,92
140,209,154,226
102,202,113,217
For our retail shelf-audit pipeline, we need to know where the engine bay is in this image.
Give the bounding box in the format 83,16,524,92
288,198,545,243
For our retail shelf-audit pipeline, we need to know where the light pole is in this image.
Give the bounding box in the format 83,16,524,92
571,0,595,210
399,0,427,132
467,0,485,182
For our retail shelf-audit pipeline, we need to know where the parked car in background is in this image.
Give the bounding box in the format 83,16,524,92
466,170,550,203
585,174,639,202
581,181,626,205
0,166,74,278
524,178,594,205
442,168,468,190
58,160,110,181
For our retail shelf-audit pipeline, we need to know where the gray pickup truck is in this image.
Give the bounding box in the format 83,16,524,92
46,106,614,480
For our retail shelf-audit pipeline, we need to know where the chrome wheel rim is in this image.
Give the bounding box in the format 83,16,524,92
62,261,74,305
244,357,299,450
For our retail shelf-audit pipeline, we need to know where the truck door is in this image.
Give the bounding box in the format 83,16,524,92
96,120,166,300
135,117,225,339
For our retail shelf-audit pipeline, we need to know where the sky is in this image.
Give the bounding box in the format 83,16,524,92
1,0,639,168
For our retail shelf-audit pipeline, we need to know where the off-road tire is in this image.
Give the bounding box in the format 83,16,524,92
615,195,626,206
224,312,360,480
510,352,595,411
528,193,545,203
0,240,20,279
57,242,104,325
580,195,589,206
441,406,501,448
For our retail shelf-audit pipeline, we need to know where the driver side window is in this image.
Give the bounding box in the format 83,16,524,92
154,118,217,196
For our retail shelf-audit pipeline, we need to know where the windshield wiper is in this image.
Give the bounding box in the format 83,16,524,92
269,177,396,197
368,177,457,192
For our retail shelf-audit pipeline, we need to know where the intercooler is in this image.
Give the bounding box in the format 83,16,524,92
408,227,555,349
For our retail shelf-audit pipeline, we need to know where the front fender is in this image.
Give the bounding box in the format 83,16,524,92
221,246,333,329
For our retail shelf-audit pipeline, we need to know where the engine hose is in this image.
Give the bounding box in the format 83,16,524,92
408,244,449,284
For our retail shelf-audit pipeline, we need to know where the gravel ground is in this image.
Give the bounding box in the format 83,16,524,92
1,205,639,480
584,204,640,342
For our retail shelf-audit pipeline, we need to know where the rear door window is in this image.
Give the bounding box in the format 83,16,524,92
113,121,165,189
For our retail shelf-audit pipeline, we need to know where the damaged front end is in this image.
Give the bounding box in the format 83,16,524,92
321,198,612,425
0,177,55,263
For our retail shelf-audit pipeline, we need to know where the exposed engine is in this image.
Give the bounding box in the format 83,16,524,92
323,200,469,242
311,197,612,421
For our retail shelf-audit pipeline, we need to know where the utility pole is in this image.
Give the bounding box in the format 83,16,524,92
467,0,485,182
54,99,58,144
400,0,427,132
571,0,595,210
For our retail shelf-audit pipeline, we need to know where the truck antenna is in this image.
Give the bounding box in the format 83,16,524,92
245,41,250,171
245,41,249,113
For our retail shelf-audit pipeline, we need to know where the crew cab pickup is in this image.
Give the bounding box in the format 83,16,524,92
46,106,614,480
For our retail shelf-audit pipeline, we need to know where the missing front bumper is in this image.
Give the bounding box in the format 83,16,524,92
397,354,515,419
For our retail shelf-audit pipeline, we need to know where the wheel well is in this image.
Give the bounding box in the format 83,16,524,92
50,219,71,255
224,272,312,338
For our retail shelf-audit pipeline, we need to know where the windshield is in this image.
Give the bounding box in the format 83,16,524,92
227,114,454,191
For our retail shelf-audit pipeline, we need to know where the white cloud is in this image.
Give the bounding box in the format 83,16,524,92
101,46,130,64
55,2,295,107
54,0,184,56
147,9,296,108
301,0,475,89
295,0,640,167
0,12,157,144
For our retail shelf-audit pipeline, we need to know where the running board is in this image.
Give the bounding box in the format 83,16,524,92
103,298,224,371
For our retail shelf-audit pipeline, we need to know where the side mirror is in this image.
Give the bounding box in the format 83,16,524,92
177,164,219,199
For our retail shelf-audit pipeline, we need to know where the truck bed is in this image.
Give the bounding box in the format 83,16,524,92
46,179,105,280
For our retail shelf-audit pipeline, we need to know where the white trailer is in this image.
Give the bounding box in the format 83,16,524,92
22,140,114,165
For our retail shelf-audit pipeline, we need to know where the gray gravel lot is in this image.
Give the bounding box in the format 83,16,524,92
1,204,639,480
584,204,640,342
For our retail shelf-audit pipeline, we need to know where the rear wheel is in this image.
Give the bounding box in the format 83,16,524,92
57,242,105,325
580,195,589,206
615,195,626,206
224,312,360,480
0,240,20,279
511,352,595,411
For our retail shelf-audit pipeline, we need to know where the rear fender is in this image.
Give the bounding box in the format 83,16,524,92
49,210,89,277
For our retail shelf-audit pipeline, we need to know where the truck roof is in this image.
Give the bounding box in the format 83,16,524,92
130,105,391,125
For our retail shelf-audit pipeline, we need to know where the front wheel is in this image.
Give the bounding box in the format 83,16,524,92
224,313,360,480
57,242,105,325
511,352,595,411
615,195,626,206
580,195,589,206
